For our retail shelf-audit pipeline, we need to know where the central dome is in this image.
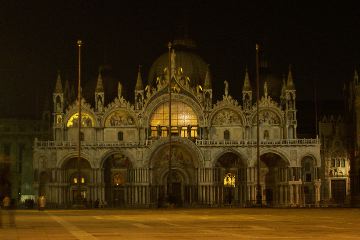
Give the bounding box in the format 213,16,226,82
148,39,208,88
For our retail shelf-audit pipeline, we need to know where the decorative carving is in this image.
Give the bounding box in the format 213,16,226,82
111,153,131,168
212,109,242,125
67,113,94,127
113,173,125,186
257,111,280,125
105,110,135,127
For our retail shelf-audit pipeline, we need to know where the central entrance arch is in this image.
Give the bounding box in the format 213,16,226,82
215,152,247,206
62,157,92,204
103,153,132,208
149,142,199,207
260,152,289,206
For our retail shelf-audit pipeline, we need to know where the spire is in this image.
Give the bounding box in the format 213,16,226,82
118,81,122,98
264,80,268,98
54,71,63,93
171,49,176,78
135,65,143,91
287,65,295,90
281,74,286,97
242,67,251,91
354,68,359,84
204,66,212,89
95,71,104,92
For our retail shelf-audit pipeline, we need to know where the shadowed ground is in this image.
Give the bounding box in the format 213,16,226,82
0,208,359,239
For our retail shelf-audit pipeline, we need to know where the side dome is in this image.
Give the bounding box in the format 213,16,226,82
148,40,208,88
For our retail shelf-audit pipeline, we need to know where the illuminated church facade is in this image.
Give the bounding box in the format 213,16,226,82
33,40,326,208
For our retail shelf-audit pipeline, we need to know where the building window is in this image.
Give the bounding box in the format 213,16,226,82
73,177,85,184
118,131,124,141
331,159,335,167
305,173,312,182
150,101,198,138
224,130,230,140
341,159,345,167
224,173,235,187
80,132,84,141
264,130,269,140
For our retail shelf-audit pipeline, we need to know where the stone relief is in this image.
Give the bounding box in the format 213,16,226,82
212,110,242,125
254,111,280,125
111,154,131,168
105,111,135,127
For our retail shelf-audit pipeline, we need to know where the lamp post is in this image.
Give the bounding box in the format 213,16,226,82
77,40,82,205
255,44,262,206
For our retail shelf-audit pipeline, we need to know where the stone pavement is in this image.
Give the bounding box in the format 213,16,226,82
1,208,360,239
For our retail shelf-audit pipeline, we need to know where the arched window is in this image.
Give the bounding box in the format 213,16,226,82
341,159,346,167
224,130,230,140
118,131,124,141
150,101,198,138
302,157,314,182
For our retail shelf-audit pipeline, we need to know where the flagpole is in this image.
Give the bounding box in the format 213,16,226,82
167,42,172,204
77,40,82,205
256,43,262,206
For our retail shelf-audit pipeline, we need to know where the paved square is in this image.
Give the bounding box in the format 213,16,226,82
1,208,360,239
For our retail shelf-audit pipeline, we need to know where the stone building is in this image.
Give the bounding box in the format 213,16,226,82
319,116,351,205
33,40,321,208
0,118,49,202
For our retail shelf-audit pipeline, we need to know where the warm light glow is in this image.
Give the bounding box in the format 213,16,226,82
150,101,198,126
224,173,236,187
73,178,77,184
67,113,94,127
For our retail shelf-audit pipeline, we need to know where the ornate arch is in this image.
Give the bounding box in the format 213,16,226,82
144,137,204,168
158,167,190,185
64,99,98,128
299,153,319,167
250,108,283,126
210,107,245,126
212,148,247,167
103,109,137,128
57,152,93,169
99,149,135,169
256,149,290,166
143,93,205,127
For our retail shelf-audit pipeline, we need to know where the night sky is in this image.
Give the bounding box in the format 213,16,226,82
1,1,360,119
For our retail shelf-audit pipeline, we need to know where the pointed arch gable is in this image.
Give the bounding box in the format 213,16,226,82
143,93,205,126
251,109,283,126
103,110,137,127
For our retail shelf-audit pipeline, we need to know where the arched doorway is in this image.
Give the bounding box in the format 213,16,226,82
216,152,247,206
150,143,198,207
63,158,92,204
301,156,316,205
260,152,288,206
39,171,49,197
103,153,132,207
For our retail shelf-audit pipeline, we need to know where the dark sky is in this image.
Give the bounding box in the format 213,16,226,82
1,1,360,118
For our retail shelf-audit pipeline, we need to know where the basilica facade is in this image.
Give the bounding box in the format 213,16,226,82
33,40,322,208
